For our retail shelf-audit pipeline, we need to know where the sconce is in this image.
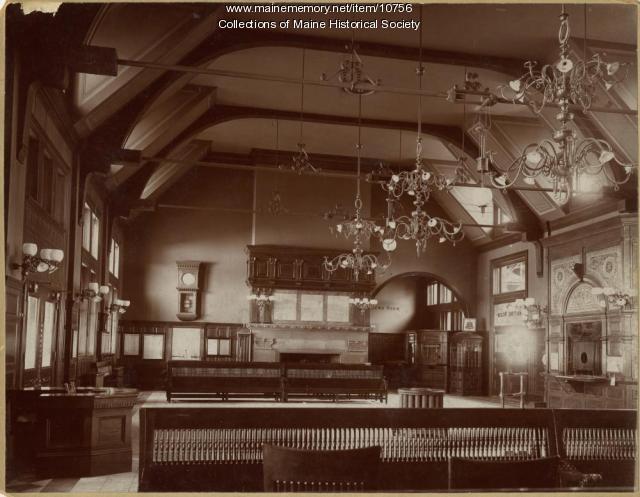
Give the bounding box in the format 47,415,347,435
77,282,110,303
247,289,275,311
591,287,635,308
12,242,64,277
349,295,378,315
110,298,131,314
514,297,548,329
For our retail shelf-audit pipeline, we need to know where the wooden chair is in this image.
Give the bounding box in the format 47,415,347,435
448,456,601,490
262,444,381,492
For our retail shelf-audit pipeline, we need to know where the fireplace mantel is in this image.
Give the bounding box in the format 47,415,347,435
247,322,371,333
248,322,370,364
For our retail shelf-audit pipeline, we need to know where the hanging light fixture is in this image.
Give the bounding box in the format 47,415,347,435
380,6,465,255
267,120,289,216
349,295,379,314
324,95,390,281
286,49,320,175
321,33,380,96
499,5,629,113
488,6,635,203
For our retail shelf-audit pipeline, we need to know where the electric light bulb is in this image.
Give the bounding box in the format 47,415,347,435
509,79,522,92
427,218,438,228
494,175,507,186
526,150,542,164
50,249,64,262
391,174,400,183
382,239,397,252
22,243,38,256
599,150,615,165
606,61,620,76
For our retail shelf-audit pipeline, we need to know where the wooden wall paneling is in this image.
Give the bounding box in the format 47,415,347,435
5,277,23,389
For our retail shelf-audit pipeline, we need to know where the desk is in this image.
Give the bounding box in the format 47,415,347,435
9,387,138,477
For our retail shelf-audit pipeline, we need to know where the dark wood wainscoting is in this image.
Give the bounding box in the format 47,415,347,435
118,321,246,389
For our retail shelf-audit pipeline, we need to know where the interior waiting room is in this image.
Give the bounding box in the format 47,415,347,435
3,2,638,493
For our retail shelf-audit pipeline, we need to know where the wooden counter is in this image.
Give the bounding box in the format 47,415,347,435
545,374,637,409
9,387,138,477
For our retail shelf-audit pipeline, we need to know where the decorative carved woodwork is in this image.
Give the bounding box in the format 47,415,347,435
247,245,375,292
139,407,636,492
8,387,137,477
543,213,638,407
449,331,483,395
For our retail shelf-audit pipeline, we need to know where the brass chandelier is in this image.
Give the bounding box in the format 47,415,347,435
487,6,635,203
324,96,390,281
499,6,629,114
379,10,465,255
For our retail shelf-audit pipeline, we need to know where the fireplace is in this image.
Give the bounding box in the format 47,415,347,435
250,323,370,364
279,352,340,364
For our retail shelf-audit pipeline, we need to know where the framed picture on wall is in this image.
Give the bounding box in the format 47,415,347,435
463,318,477,331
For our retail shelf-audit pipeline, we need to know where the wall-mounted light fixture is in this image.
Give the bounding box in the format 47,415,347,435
591,287,635,308
514,297,548,329
349,295,378,315
110,298,131,314
12,242,64,277
247,289,275,324
77,282,110,303
247,289,275,310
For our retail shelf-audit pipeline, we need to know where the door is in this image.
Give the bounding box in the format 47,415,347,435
20,288,61,387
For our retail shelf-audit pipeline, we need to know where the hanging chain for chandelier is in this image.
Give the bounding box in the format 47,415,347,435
498,5,630,113
469,91,496,188
323,94,391,282
380,7,465,255
285,48,320,175
488,5,635,203
321,28,380,96
267,120,288,216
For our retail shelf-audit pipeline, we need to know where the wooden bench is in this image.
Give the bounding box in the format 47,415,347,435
166,361,284,402
282,363,387,403
139,407,636,492
88,360,124,388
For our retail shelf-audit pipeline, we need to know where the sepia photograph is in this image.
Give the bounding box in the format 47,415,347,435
3,1,638,493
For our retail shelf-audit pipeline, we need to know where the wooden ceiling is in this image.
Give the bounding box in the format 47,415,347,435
13,2,637,248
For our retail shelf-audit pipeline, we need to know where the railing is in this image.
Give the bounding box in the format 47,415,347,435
139,407,636,492
150,426,549,465
563,428,636,460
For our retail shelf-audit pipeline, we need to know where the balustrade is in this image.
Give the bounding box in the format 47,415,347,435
151,426,549,464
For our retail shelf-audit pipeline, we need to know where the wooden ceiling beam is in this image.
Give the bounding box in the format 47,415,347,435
158,104,479,166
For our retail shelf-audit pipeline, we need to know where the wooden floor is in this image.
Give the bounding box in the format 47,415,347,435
6,390,501,493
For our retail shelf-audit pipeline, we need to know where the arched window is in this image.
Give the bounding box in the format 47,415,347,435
425,280,464,331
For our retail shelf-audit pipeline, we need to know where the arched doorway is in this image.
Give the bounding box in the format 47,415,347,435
368,272,471,389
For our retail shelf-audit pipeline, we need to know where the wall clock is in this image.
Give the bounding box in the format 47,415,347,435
176,261,202,321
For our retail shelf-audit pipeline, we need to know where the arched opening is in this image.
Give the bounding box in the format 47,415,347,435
368,272,473,391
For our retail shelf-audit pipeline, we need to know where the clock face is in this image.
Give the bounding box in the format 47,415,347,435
181,272,196,286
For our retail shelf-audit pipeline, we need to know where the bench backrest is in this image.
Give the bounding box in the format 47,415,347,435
139,407,636,492
168,361,283,378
